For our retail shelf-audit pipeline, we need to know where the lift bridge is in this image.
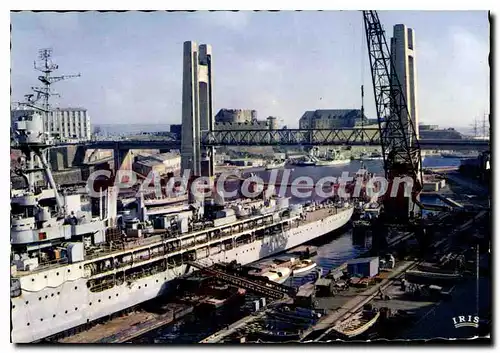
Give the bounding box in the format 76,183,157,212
36,126,488,175
200,128,488,149
187,260,297,300
53,127,489,149
42,127,489,166
202,127,381,146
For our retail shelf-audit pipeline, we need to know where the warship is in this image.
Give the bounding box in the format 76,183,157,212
10,50,354,343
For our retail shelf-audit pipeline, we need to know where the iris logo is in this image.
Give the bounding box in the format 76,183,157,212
452,315,480,328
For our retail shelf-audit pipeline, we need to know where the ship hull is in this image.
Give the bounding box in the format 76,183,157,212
11,207,353,343
314,160,350,166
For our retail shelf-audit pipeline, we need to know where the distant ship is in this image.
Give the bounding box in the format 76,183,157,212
441,152,478,159
314,157,350,166
360,152,383,161
302,149,351,167
290,158,316,167
265,160,286,170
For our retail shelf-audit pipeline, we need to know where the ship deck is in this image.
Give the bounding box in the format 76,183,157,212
13,204,352,278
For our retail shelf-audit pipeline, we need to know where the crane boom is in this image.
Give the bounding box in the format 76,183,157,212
362,10,423,219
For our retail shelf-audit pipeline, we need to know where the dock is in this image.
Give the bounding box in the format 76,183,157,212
199,297,292,343
302,260,417,342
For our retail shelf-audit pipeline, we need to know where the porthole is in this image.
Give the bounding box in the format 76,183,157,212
57,292,60,295
27,323,30,326
75,286,78,290
65,310,68,314
25,301,29,305
53,314,56,318
145,284,147,287
89,302,92,306
79,266,82,269
38,297,42,301
56,272,59,276
12,305,15,309
51,294,54,297
68,269,71,273
40,318,43,322
75,307,78,311
164,277,166,281
156,279,159,283
116,293,119,297
108,296,111,299
45,295,48,299
98,299,101,303
31,278,35,282
44,275,47,279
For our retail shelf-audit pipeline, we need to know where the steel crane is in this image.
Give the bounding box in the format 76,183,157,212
362,11,423,221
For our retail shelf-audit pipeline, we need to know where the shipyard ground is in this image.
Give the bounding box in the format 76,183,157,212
198,196,490,343
58,303,193,343
50,172,490,344
302,261,417,342
370,275,491,340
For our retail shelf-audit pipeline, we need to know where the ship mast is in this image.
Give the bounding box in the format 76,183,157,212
14,49,81,216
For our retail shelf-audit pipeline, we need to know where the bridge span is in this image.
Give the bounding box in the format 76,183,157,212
53,128,488,151
18,128,486,174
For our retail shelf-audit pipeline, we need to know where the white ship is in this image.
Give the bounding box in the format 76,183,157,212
10,50,354,343
360,151,384,161
441,151,478,159
11,188,353,342
313,158,350,166
309,148,351,166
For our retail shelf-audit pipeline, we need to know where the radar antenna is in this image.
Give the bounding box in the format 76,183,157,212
13,49,81,216
28,48,81,114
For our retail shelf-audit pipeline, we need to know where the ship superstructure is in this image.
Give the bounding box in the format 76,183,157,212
10,50,354,343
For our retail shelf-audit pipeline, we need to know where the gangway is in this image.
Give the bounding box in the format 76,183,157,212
187,261,296,300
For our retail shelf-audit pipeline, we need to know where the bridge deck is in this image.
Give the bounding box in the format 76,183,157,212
33,128,488,150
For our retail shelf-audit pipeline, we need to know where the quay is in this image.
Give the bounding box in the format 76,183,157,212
199,297,292,343
302,260,417,342
58,303,193,343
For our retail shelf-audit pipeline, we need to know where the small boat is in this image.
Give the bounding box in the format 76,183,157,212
257,330,301,342
293,160,315,167
417,263,459,275
260,267,291,284
360,152,384,161
332,309,380,339
292,259,317,275
405,270,463,283
441,152,477,159
249,264,291,284
265,160,286,170
314,158,350,166
197,285,246,311
271,256,317,276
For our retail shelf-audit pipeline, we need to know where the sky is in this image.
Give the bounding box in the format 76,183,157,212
10,11,490,129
